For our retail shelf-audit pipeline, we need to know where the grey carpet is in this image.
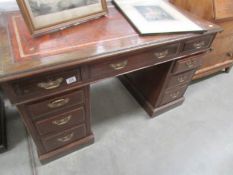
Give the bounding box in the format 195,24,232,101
0,104,33,175
1,70,232,175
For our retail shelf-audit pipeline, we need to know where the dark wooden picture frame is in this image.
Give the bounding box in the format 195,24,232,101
16,0,108,37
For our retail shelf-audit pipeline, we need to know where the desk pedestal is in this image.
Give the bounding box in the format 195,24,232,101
120,55,200,117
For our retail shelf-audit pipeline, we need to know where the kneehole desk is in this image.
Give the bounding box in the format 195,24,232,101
0,7,221,163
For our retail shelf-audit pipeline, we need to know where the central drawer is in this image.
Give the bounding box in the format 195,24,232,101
26,89,84,119
90,43,180,80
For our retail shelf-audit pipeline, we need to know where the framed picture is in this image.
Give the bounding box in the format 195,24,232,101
113,0,205,35
16,0,108,37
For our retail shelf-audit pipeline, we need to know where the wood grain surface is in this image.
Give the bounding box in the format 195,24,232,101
0,6,221,82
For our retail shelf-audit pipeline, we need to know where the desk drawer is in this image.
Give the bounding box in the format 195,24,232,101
11,68,81,100
160,85,187,106
35,106,85,136
90,43,180,79
27,89,84,118
182,35,213,53
167,70,195,88
172,56,202,74
42,124,86,152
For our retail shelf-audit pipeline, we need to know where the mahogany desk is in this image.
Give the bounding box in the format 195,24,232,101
0,6,221,163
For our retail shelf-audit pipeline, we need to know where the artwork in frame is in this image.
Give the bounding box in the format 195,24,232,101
113,0,206,35
16,0,108,37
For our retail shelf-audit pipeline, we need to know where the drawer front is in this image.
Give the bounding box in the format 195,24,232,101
42,124,86,152
35,106,85,136
160,86,187,106
172,56,202,74
90,43,180,79
182,35,213,53
152,43,179,60
12,68,81,99
167,70,195,89
27,89,84,118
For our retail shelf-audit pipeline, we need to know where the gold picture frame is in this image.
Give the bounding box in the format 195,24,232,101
16,0,108,37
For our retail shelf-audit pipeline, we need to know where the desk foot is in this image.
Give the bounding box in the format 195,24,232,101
39,134,94,164
152,98,185,117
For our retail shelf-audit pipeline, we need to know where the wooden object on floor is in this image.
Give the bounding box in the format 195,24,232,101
0,5,221,163
170,0,233,79
0,97,7,153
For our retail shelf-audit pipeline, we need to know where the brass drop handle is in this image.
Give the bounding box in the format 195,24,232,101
177,76,186,83
193,41,205,49
38,78,63,90
170,91,180,99
52,115,72,126
154,49,169,59
57,133,74,142
110,60,128,70
48,98,70,109
185,60,194,69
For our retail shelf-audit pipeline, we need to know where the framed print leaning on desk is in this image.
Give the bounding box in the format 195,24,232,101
113,0,205,35
16,0,108,37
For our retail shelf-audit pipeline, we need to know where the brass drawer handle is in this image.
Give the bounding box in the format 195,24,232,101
170,91,180,99
57,133,74,142
52,115,72,126
154,49,169,59
110,60,128,70
177,76,187,83
185,60,194,69
48,98,70,109
38,78,63,90
193,41,205,49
